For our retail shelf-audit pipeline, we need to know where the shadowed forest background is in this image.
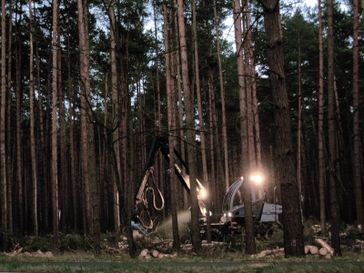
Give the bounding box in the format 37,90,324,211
0,0,363,257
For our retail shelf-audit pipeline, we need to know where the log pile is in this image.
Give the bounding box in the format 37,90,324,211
5,248,54,258
138,248,177,259
256,247,284,258
256,239,334,258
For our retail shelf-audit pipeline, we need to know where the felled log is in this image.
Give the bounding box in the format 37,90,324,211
315,238,334,255
310,246,318,255
304,245,319,255
319,247,328,256
139,249,149,257
151,249,159,258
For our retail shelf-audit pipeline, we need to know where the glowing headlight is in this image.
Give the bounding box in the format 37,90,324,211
227,212,232,217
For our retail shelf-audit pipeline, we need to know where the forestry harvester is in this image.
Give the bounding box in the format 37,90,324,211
132,137,282,238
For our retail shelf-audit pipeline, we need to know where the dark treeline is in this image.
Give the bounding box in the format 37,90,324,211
0,0,363,257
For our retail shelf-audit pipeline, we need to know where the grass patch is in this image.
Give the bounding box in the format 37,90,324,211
1,252,364,273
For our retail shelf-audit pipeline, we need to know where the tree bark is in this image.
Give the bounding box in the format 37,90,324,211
163,1,180,249
232,0,255,254
297,39,302,202
51,0,60,247
29,0,39,236
177,0,201,251
352,0,363,227
0,0,8,248
77,0,92,235
214,0,229,192
15,17,23,235
258,0,304,257
327,0,341,256
317,0,326,235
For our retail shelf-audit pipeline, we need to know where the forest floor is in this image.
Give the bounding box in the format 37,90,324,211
1,251,364,273
1,222,363,272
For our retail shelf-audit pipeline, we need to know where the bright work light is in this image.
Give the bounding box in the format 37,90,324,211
249,173,264,186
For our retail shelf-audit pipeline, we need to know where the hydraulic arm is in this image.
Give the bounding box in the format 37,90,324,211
133,137,208,234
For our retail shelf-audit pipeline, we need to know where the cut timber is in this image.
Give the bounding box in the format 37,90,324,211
139,249,149,257
315,238,334,255
319,247,328,256
304,245,318,255
309,246,318,255
151,249,159,258
304,245,310,254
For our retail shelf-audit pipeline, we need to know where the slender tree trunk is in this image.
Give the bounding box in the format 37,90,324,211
191,0,211,243
244,1,262,173
163,1,180,249
327,0,341,256
0,0,8,245
14,18,24,235
232,0,255,254
106,0,121,236
352,0,363,227
51,0,60,247
207,80,216,211
77,0,92,235
153,0,165,204
258,0,304,257
6,0,13,235
297,40,302,201
29,0,38,236
177,0,201,251
317,0,326,235
213,0,229,191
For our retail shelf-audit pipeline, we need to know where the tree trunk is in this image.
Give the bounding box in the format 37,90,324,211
258,0,304,257
232,0,255,254
6,0,13,235
176,0,201,251
214,0,229,191
352,0,363,227
327,0,341,256
192,0,211,243
51,0,60,247
29,0,38,236
77,0,92,235
297,40,302,202
15,20,23,235
106,0,121,236
163,1,180,249
317,0,326,235
0,0,7,248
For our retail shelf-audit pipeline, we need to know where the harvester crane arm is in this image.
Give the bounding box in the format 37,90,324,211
133,137,208,234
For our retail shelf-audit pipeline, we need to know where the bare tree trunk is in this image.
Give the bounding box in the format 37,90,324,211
77,0,92,235
232,0,255,254
0,0,8,244
153,0,165,205
176,0,201,251
106,0,121,236
213,0,229,191
327,0,341,256
163,1,180,249
317,0,326,235
352,0,363,227
28,0,38,236
244,1,262,172
6,0,13,235
14,17,24,235
258,0,304,257
51,0,60,247
297,40,302,201
191,0,211,243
